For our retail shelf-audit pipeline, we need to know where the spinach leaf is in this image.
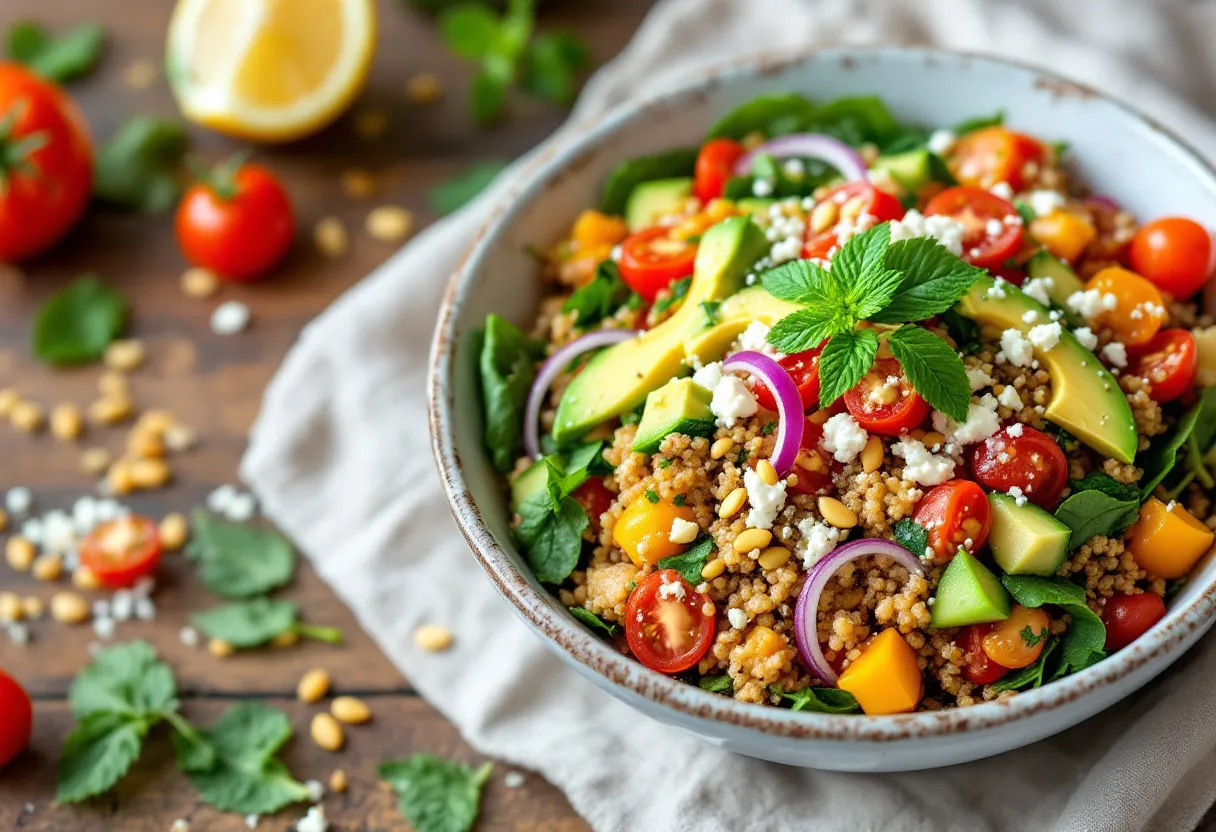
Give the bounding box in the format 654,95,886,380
599,148,698,216
1139,396,1207,501
1053,484,1140,551
951,110,1004,135
185,510,297,599
476,314,541,472
561,261,634,326
379,754,493,832
940,307,981,354
1070,473,1140,503
1001,575,1106,678
191,599,342,649
803,95,906,149
894,517,930,558
569,606,617,636
699,674,734,694
58,711,156,803
990,636,1058,693
32,275,128,366
770,684,862,714
706,93,817,140
515,456,591,584
657,536,715,584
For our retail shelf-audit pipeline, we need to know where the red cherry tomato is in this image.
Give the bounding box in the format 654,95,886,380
790,417,838,496
693,138,746,204
617,227,698,301
842,357,929,436
961,623,1009,685
913,479,991,562
0,669,31,768
969,426,1069,509
1102,592,1167,651
625,569,716,674
753,345,825,412
176,157,295,281
924,186,1025,269
802,182,905,260
0,62,93,262
573,476,615,535
79,515,163,589
948,127,1045,191
1127,329,1198,403
1129,217,1213,299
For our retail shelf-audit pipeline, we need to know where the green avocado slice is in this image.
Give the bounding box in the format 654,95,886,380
987,492,1072,576
929,549,1012,628
632,378,715,454
625,178,693,230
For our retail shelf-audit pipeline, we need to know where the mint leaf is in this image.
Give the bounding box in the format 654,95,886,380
869,237,986,323
886,325,970,422
830,222,891,286
428,160,508,216
699,675,734,694
657,536,715,584
569,606,617,636
69,640,177,718
6,21,104,83
893,517,929,558
379,755,493,832
94,116,192,213
185,511,297,599
1001,575,1106,678
770,684,861,714
761,257,842,306
57,711,153,803
849,267,904,320
817,329,878,408
437,3,500,59
562,261,633,327
766,309,842,355
32,275,128,366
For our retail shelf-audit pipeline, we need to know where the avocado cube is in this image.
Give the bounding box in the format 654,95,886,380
987,492,1072,576
929,549,1012,628
632,378,715,454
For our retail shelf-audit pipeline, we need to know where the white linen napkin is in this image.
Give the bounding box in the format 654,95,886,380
242,2,1216,829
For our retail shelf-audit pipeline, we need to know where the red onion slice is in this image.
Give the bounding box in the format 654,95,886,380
733,134,868,183
523,329,639,459
1083,194,1122,213
793,538,928,685
722,351,803,476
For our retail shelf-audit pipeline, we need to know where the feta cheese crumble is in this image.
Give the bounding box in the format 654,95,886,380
668,517,699,546
990,181,1014,199
710,375,757,428
1073,327,1099,350
888,209,966,255
966,367,995,391
1067,289,1118,319
820,413,868,464
998,328,1034,367
1101,341,1128,368
893,437,956,486
742,468,786,530
1022,276,1054,306
1027,189,1066,217
297,806,328,832
727,608,748,629
795,518,842,569
1007,423,1025,437
1027,322,1062,352
211,300,251,335
932,399,1000,445
1008,486,1028,507
997,385,1024,410
926,128,956,155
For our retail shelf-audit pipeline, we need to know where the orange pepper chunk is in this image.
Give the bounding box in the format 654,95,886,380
836,628,924,715
572,210,628,250
1084,267,1167,347
1129,498,1215,580
1030,210,1096,263
613,492,697,567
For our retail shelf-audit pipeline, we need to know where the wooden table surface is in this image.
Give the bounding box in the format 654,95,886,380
0,0,651,828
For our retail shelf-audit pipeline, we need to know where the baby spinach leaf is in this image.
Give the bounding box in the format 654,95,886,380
94,116,191,213
1140,397,1206,501
1053,487,1140,551
476,314,541,472
1001,575,1106,678
186,510,297,599
599,148,697,216
562,261,634,327
657,536,715,584
990,636,1058,693
770,684,861,714
32,275,128,366
699,675,734,694
894,517,930,559
569,606,617,636
803,95,904,148
6,21,104,83
1070,473,1140,503
515,456,589,584
379,754,493,832
951,110,1003,135
428,160,508,216
706,93,817,140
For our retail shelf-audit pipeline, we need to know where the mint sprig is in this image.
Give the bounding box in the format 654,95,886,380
870,237,986,323
817,328,878,409
886,325,970,422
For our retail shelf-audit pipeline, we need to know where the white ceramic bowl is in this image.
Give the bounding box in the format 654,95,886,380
429,46,1216,771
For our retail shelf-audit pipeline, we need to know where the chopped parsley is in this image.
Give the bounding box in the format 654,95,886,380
673,493,687,507
762,421,777,436
644,489,660,504
1019,625,1048,648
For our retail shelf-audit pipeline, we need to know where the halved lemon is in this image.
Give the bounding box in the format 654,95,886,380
166,0,376,143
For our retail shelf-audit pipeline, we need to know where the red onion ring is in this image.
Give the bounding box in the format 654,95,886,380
793,538,928,685
523,329,639,459
722,351,803,476
733,133,868,182
1083,194,1121,213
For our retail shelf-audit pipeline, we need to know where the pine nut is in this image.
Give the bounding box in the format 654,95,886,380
73,566,101,590
0,388,18,417
32,553,63,582
297,668,331,703
406,72,443,104
104,339,145,372
758,547,792,570
840,195,868,221
89,396,133,425
11,401,44,432
6,536,35,571
810,200,839,233
700,557,727,580
414,623,454,652
163,424,198,452
328,769,348,793
365,206,414,242
922,431,946,449
719,487,747,519
861,436,884,474
208,638,235,658
158,513,189,551
0,592,22,622
98,371,129,398
271,630,300,648
818,496,859,529
21,596,43,619
138,409,175,434
181,267,220,299
314,217,349,257
50,591,90,624
341,169,375,199
331,696,372,724
127,429,165,459
130,458,171,489
311,713,345,752
50,403,83,441
710,437,734,460
734,528,772,554
756,459,778,486
106,460,135,495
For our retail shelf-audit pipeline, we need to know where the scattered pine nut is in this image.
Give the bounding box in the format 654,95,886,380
50,403,84,441
122,59,157,90
341,169,375,199
365,206,413,242
328,769,348,793
89,396,133,425
72,566,101,591
733,528,772,554
718,487,747,519
11,401,44,432
330,696,372,724
297,668,331,703
181,267,220,299
104,339,146,372
80,447,113,476
105,460,136,496
270,630,299,648
0,592,22,622
756,459,778,486
353,108,388,140
31,554,63,582
0,388,19,417
860,435,884,474
310,713,345,752
6,536,35,571
130,458,171,490
314,217,349,257
817,496,859,530
21,596,43,619
709,437,734,460
208,638,234,658
406,72,443,104
414,623,453,652
50,591,90,624
158,513,189,551
128,429,165,459
700,557,727,581
163,424,198,452
98,371,129,398
757,546,792,571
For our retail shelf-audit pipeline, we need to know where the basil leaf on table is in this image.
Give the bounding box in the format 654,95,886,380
191,598,342,649
657,536,715,584
32,275,128,366
379,754,494,832
93,116,192,213
185,510,297,599
770,684,862,714
599,147,698,216
6,21,104,83
1001,575,1106,678
569,606,618,637
476,314,541,472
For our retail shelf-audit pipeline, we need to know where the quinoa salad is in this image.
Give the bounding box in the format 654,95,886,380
472,93,1216,715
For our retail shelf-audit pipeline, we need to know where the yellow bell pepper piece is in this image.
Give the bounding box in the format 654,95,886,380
837,628,923,715
572,210,628,250
613,493,697,567
1129,498,1215,580
1030,210,1096,263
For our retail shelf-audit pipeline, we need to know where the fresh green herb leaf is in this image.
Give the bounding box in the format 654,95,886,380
817,328,879,409
569,606,617,636
886,325,970,423
698,675,734,694
185,510,297,599
1053,485,1140,551
379,754,493,832
762,421,777,436
1020,624,1048,647
940,308,981,354
673,493,687,507
951,110,1003,135
766,308,845,355
990,636,1058,693
6,21,104,82
475,314,541,471
657,457,673,468
563,440,609,481
700,300,721,326
893,517,930,559
191,599,341,649
1014,200,1037,229
1001,575,1106,678
620,407,641,426
644,489,659,504
652,276,691,315
802,96,905,149
32,275,128,366
519,31,588,106
93,117,191,212
599,148,698,216
1144,388,1216,499
831,223,894,298
562,261,633,326
58,710,155,803
770,684,862,714
1070,473,1140,503
428,160,508,216
657,536,715,584
869,237,986,323
437,3,500,59
760,257,841,306
469,70,507,125
706,93,817,140
515,456,589,584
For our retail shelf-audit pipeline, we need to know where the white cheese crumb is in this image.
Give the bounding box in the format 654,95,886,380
211,301,251,335
999,328,1034,367
5,486,32,516
7,622,29,645
296,806,328,832
171,821,190,832
742,468,786,531
1073,327,1099,350
888,209,965,255
1027,322,1062,352
657,574,688,601
966,367,994,392
179,625,200,647
1022,276,1054,306
736,320,782,358
782,158,806,178
990,181,1014,199
504,771,527,789
1027,189,1066,217
304,779,325,803
795,517,842,569
1008,486,1028,507
1006,423,1025,437
225,492,257,522
1067,289,1118,319
932,400,1000,445
245,815,260,830
752,178,774,198
207,483,239,514
892,437,956,486
1101,341,1128,368
926,129,956,155
997,386,1024,410
820,413,869,464
727,608,748,629
668,517,699,546
1021,310,1039,324
709,374,757,428
92,617,115,640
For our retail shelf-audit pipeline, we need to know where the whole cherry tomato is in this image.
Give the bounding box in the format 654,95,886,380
1127,329,1197,403
79,515,162,589
617,227,698,301
1129,217,1213,299
0,668,32,768
913,479,991,562
947,127,1045,191
923,186,1025,269
969,426,1069,509
572,476,615,536
802,182,905,260
753,345,825,412
960,623,1008,685
693,138,746,204
625,569,716,674
176,156,295,281
1102,592,1167,651
842,357,929,435
0,62,92,262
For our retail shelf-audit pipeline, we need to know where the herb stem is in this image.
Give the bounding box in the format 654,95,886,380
294,623,344,644
161,709,203,745
1187,433,1214,488
1166,469,1197,502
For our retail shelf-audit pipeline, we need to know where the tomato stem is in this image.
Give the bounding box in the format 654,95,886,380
188,150,251,201
0,100,48,194
294,623,344,644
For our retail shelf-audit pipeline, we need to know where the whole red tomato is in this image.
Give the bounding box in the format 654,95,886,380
175,156,295,281
0,62,93,262
0,668,32,768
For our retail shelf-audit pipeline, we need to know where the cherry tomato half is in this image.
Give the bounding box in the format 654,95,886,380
753,345,825,412
842,357,929,436
693,138,746,204
948,127,1045,191
790,417,838,496
617,227,698,301
961,623,1008,685
802,182,905,260
1127,329,1198,403
573,476,615,536
0,669,31,768
79,515,163,589
981,605,1051,669
913,479,991,562
923,186,1024,269
969,426,1069,509
1129,217,1214,299
1102,592,1167,651
1084,267,1167,348
625,569,716,674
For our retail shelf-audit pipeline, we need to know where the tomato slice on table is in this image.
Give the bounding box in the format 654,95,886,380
693,138,746,204
960,623,1009,685
969,426,1068,509
923,186,1024,269
842,357,929,436
790,416,838,496
625,569,716,674
1129,217,1214,299
947,127,1045,191
1102,592,1167,651
1127,329,1197,403
617,227,698,301
80,515,163,589
802,182,905,260
0,669,32,768
753,345,825,412
913,479,991,562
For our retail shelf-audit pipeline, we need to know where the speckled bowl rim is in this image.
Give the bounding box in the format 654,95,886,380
429,45,1216,743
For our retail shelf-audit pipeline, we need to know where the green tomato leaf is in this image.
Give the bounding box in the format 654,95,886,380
6,21,104,83
437,3,500,59
186,510,297,599
428,159,508,216
656,536,715,584
598,148,698,216
568,606,618,637
476,314,541,472
817,328,878,409
191,599,300,648
869,237,987,323
69,640,177,719
379,754,493,832
885,325,970,423
93,116,191,213
32,275,128,366
57,711,154,803
770,684,862,714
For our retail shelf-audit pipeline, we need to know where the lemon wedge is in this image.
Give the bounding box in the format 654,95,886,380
166,0,376,143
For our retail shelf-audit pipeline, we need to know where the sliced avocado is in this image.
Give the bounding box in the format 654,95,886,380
987,492,1072,576
551,217,769,444
735,198,776,217
929,549,1012,628
683,286,802,364
625,178,693,230
510,459,548,514
956,276,1138,463
632,378,715,454
871,149,933,191
1026,251,1086,322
